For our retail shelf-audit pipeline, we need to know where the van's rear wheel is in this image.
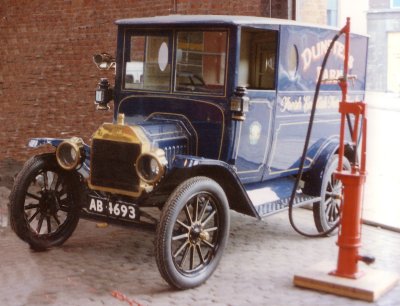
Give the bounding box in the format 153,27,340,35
155,177,230,289
313,155,351,235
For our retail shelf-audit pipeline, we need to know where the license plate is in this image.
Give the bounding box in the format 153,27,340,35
86,195,138,221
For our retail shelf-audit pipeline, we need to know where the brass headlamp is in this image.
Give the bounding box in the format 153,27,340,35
135,149,167,184
56,137,85,170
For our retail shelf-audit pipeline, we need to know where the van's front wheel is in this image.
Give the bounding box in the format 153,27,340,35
155,177,230,289
9,154,80,251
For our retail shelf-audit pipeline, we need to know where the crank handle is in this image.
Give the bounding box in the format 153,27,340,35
358,255,375,265
323,75,357,86
339,75,357,86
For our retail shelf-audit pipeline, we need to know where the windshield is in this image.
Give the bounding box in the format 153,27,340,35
175,31,227,95
123,30,228,95
124,34,171,91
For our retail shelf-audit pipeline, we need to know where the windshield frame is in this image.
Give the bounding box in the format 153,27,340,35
121,27,230,97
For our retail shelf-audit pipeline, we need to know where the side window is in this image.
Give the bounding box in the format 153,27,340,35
239,29,277,90
175,31,227,95
124,34,171,91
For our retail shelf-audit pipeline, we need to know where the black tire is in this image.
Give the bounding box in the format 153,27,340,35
9,153,80,250
313,155,351,235
155,176,230,289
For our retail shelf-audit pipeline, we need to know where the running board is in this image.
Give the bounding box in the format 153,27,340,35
255,195,321,218
244,177,321,218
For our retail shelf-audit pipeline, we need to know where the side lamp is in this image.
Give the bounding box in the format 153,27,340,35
230,86,250,121
95,78,113,110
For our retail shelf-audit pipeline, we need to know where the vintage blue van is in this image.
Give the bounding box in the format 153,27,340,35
9,15,368,289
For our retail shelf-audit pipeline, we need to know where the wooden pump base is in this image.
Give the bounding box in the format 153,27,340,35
293,262,399,302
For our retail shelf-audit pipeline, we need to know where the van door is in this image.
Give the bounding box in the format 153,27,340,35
234,28,278,183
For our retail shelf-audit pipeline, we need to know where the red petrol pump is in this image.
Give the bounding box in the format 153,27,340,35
330,17,369,279
293,18,399,302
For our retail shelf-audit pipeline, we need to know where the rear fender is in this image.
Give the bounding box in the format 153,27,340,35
156,155,259,218
303,139,355,195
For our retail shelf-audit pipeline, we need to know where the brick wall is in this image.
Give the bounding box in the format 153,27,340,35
0,0,288,163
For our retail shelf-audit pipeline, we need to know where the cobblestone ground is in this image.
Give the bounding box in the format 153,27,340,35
0,167,399,306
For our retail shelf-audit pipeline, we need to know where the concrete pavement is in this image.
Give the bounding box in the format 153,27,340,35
0,182,399,305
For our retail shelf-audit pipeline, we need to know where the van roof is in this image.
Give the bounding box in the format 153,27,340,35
115,14,339,31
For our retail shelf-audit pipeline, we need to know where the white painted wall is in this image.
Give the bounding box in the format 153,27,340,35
296,0,368,34
338,0,368,34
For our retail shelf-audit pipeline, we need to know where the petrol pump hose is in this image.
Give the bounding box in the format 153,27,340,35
288,28,354,238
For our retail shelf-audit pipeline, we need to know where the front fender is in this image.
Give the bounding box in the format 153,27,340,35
153,155,259,218
28,137,90,155
28,138,64,149
28,137,91,178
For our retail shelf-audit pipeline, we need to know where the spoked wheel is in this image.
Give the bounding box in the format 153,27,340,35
313,155,351,235
155,177,230,289
9,153,80,250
